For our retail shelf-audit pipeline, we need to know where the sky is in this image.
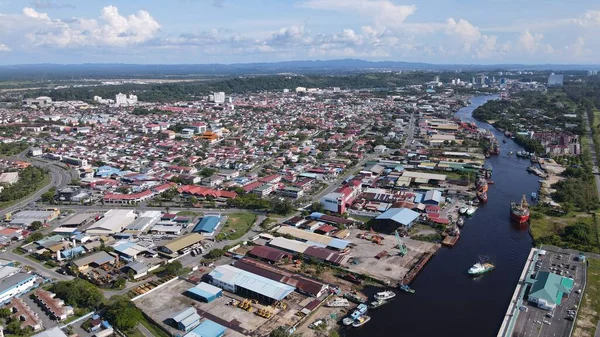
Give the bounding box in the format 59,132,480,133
0,0,599,65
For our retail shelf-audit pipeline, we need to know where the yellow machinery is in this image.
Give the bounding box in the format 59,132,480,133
256,306,274,318
4,212,11,221
238,299,250,310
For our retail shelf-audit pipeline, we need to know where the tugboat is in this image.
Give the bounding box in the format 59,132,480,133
468,262,495,275
352,315,371,328
511,195,530,225
374,290,396,301
399,284,416,294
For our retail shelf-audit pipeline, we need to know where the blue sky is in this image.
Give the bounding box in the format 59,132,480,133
0,0,598,64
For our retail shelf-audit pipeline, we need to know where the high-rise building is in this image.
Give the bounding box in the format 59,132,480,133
115,93,127,106
213,92,225,104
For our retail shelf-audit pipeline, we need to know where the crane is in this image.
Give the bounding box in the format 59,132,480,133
395,230,407,257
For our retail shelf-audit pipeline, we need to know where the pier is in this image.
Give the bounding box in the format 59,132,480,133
496,248,537,337
401,250,436,285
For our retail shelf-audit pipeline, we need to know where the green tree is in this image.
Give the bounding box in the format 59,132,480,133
163,261,183,275
6,320,23,335
311,201,325,213
30,221,43,231
25,231,44,243
105,295,143,332
271,199,294,215
200,168,217,177
51,279,104,310
206,248,225,259
113,278,126,289
0,307,11,319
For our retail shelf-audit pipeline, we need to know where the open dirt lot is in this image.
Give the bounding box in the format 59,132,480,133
345,229,438,282
134,278,307,337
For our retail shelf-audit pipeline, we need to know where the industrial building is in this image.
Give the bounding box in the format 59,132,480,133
170,307,201,332
373,207,421,234
266,237,350,266
233,258,328,297
192,215,222,237
527,271,574,310
9,209,59,227
276,226,350,251
0,271,37,304
121,261,149,279
158,233,203,257
208,265,294,303
112,241,154,261
33,327,68,337
86,209,136,235
72,251,116,272
185,282,223,303
123,211,162,234
247,246,292,264
184,319,226,337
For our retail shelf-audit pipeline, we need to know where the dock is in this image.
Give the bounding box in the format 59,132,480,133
442,235,459,247
496,248,538,337
402,250,436,285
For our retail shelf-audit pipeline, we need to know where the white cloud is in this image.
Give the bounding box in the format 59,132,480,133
268,25,312,46
445,18,481,50
300,0,416,25
17,6,161,47
0,43,12,52
571,10,600,26
518,30,553,54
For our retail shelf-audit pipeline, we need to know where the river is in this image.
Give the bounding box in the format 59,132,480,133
347,95,540,337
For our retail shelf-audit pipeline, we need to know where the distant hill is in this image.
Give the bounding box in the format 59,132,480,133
0,59,598,80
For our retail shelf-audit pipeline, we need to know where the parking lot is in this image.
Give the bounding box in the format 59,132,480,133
512,248,585,337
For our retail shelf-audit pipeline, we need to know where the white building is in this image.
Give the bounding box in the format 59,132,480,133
213,92,225,104
86,209,136,235
115,93,138,107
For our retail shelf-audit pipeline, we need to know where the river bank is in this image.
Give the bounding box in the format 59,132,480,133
346,95,539,337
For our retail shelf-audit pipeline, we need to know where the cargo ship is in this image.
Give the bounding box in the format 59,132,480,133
510,195,530,224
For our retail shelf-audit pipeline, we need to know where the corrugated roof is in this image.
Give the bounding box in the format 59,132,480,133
193,216,221,233
276,226,332,246
209,265,294,301
248,246,291,262
187,282,222,299
376,208,420,226
159,233,203,254
184,319,226,337
268,237,311,254
73,251,115,268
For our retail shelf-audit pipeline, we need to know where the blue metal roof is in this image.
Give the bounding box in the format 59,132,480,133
328,238,350,250
424,190,442,203
61,246,85,259
309,212,325,219
187,282,222,300
376,208,420,226
184,319,226,337
193,216,221,233
414,193,424,203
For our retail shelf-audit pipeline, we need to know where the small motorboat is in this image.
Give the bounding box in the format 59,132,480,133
456,217,465,228
343,317,354,326
459,206,468,214
352,315,371,327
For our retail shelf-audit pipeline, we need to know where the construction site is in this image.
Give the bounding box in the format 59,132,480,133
344,228,440,284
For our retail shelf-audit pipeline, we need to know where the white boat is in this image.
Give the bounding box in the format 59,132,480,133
326,297,350,308
459,206,468,214
466,206,476,217
369,300,385,308
342,317,354,326
374,290,396,301
352,315,371,328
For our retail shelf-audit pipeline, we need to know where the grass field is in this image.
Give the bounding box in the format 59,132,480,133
0,173,51,209
593,108,600,129
219,212,257,241
573,258,600,337
529,211,593,240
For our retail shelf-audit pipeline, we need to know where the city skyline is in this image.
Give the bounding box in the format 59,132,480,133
0,0,599,64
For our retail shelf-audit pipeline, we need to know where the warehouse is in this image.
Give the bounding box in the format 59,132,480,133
184,319,226,337
276,226,350,251
192,215,222,237
170,307,201,332
207,265,294,303
158,233,203,257
60,213,96,228
72,251,116,272
112,241,153,261
0,272,37,304
123,211,161,234
233,258,328,297
185,282,223,303
372,207,421,234
268,237,311,254
86,210,136,235
10,210,59,227
247,246,292,264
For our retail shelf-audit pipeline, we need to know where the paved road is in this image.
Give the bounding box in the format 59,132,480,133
136,323,155,337
0,153,77,219
0,249,73,281
582,112,600,199
404,113,417,148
